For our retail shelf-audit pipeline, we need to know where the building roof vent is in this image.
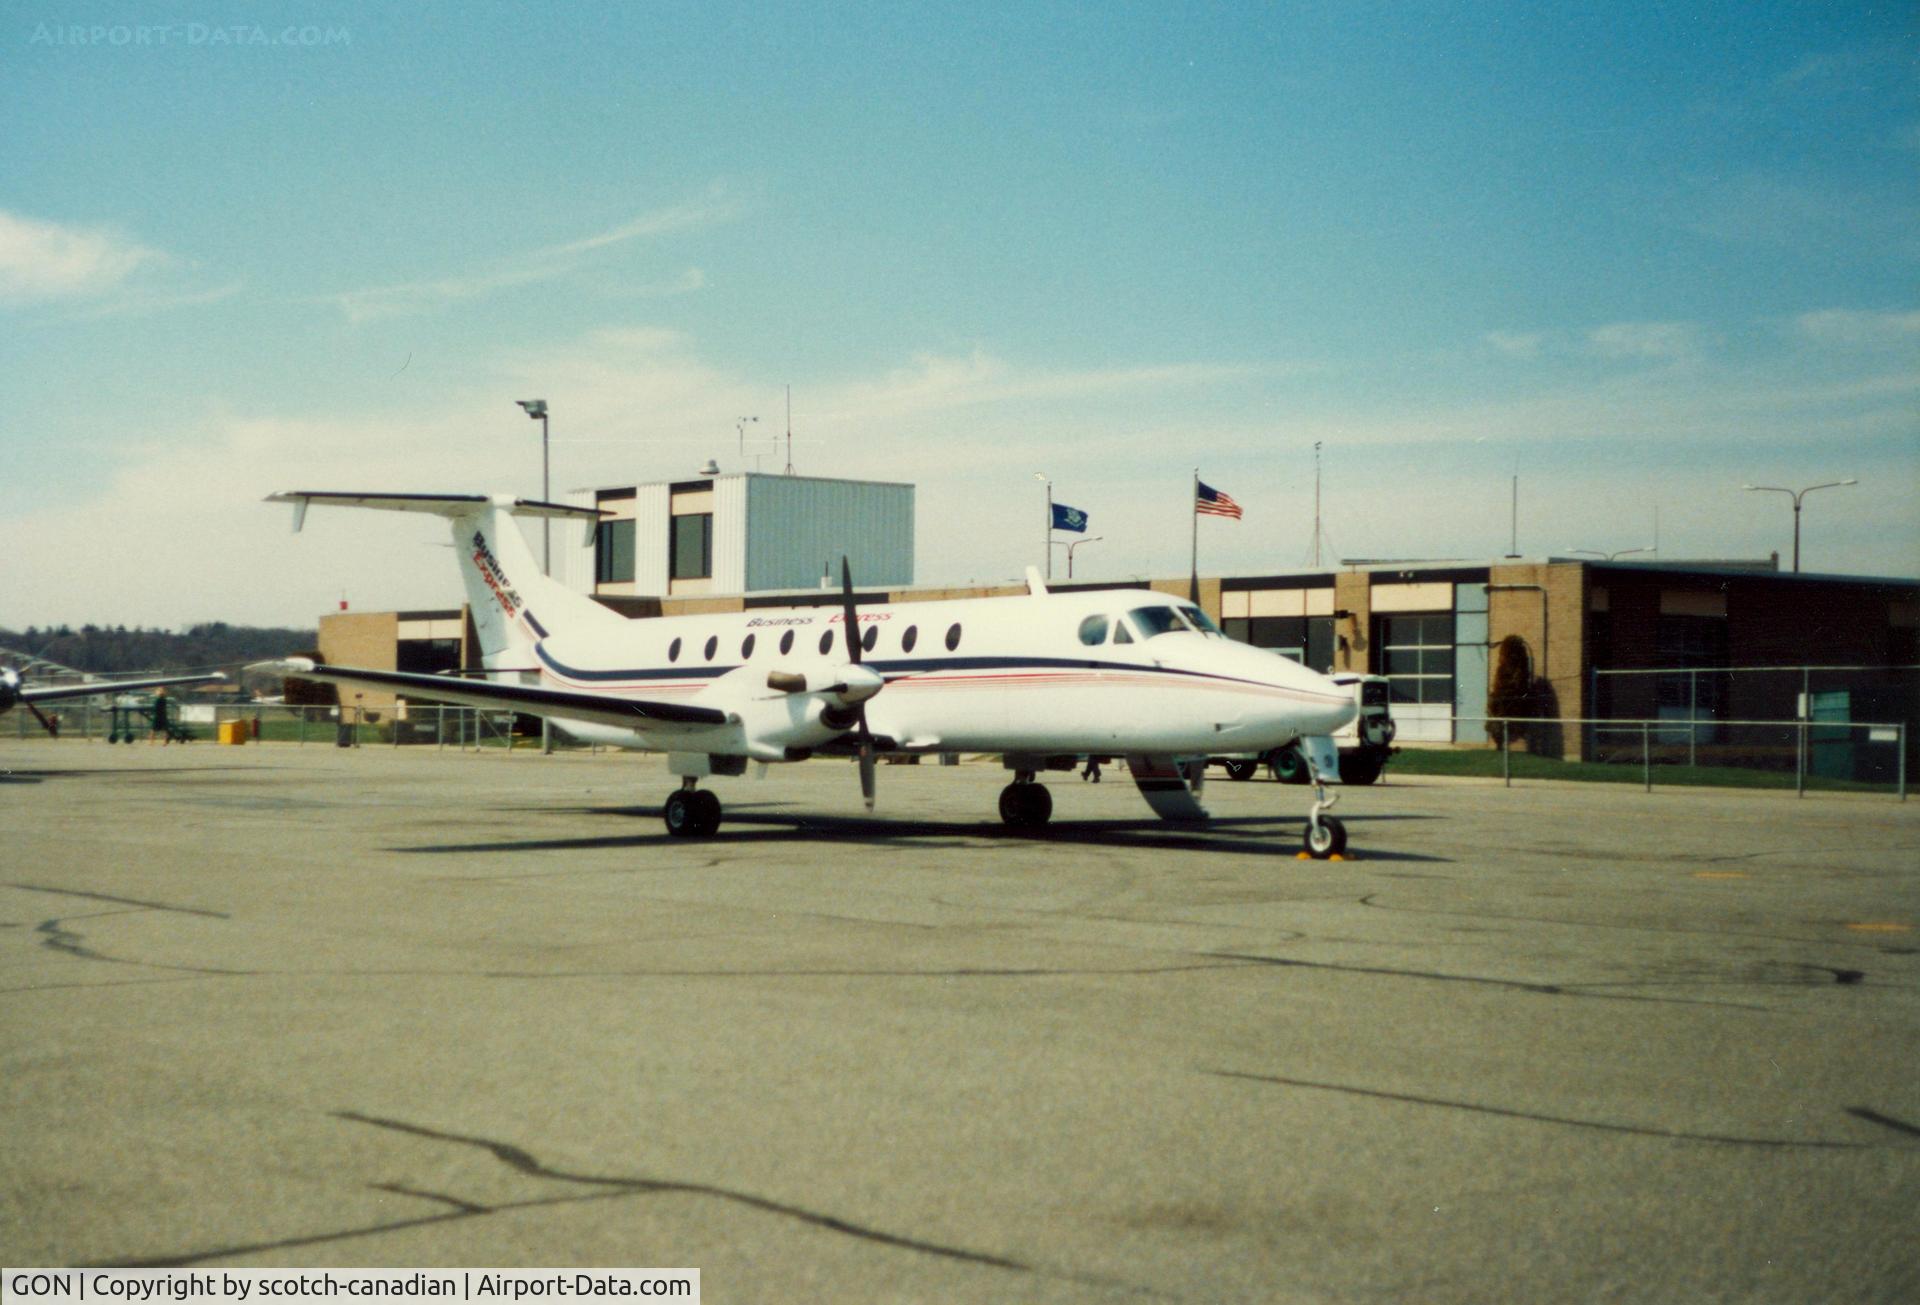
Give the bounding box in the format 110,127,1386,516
698,458,720,476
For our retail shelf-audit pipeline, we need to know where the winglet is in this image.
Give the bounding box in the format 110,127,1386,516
1025,566,1048,597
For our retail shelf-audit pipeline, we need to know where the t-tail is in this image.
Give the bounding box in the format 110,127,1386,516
265,492,624,666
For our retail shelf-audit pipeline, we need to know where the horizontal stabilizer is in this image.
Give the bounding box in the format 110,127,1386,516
266,492,603,530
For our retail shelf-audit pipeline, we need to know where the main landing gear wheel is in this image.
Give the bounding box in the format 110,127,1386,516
998,782,1053,829
1223,758,1260,782
1303,815,1348,859
664,788,722,837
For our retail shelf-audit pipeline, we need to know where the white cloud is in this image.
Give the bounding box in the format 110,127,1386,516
2,323,1914,629
324,190,739,321
1584,321,1704,363
1791,308,1920,349
0,210,166,304
1483,330,1544,359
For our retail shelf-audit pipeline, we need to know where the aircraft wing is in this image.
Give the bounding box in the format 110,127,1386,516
20,672,227,706
266,660,730,730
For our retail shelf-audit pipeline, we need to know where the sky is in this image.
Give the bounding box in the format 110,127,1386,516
3,1,1915,629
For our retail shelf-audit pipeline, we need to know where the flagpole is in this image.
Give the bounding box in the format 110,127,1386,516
1189,468,1200,602
1044,478,1053,580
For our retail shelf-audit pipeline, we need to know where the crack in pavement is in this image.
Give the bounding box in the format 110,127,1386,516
330,1109,1038,1271
1206,952,1773,1010
1208,1070,1871,1149
7,882,229,918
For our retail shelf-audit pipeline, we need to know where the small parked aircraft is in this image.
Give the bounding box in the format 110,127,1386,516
0,665,226,732
265,492,1361,855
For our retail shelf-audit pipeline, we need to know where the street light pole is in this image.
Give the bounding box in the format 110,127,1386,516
517,399,551,573
516,399,552,757
1034,473,1051,580
1741,479,1856,573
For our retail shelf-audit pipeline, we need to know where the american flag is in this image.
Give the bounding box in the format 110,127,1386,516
1195,480,1242,520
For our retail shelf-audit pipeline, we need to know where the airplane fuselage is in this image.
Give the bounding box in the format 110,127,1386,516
522,587,1355,759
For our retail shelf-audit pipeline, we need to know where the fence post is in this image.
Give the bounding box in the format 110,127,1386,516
1898,723,1906,803
1502,720,1511,787
1642,721,1651,793
1688,669,1697,768
1796,719,1806,798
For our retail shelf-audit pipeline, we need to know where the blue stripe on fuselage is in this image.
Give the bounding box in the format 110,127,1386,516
533,643,1345,701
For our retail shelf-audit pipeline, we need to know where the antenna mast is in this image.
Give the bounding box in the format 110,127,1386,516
1312,442,1323,567
784,385,794,476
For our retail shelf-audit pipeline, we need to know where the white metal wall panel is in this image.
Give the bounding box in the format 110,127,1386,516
633,483,671,596
552,490,597,594
710,475,748,592
743,476,913,591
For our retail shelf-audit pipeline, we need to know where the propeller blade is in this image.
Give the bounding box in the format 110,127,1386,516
840,555,861,666
840,556,879,809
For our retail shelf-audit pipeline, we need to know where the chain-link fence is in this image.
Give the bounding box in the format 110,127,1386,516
1453,715,1907,799
12,701,610,752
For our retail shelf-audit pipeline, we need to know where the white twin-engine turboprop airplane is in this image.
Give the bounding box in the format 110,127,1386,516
266,492,1361,855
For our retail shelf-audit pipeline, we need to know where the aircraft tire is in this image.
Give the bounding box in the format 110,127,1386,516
1223,759,1259,782
1338,750,1385,786
998,782,1053,829
1303,815,1348,859
690,789,722,836
1269,744,1309,785
664,790,702,837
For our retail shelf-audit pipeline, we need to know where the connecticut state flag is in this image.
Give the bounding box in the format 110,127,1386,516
1050,502,1090,533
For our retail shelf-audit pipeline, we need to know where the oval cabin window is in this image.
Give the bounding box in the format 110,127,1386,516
741,633,756,659
780,629,795,655
703,635,718,661
819,630,834,655
1077,614,1109,646
945,622,962,652
862,625,878,652
902,625,918,653
668,637,682,663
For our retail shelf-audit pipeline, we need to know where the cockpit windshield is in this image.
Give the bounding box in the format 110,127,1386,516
1128,606,1191,639
1178,605,1223,636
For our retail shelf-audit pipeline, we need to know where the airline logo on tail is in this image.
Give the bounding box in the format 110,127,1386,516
471,529,523,618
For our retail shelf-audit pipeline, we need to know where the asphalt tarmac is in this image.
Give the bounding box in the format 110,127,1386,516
2,739,1916,1302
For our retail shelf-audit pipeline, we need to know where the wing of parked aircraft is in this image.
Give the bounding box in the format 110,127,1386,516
0,667,227,733
266,490,1361,855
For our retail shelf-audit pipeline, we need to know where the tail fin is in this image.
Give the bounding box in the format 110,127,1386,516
268,492,626,666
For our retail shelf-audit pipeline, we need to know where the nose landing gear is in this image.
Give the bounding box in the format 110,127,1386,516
1303,784,1347,858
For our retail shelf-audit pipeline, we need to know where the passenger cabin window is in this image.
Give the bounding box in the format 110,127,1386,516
703,635,718,661
819,630,834,655
1129,606,1189,639
945,622,962,651
902,625,918,653
668,637,682,663
862,625,878,652
741,633,756,659
1077,614,1109,646
779,630,794,655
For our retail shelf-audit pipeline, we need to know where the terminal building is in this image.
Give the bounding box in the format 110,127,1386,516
313,471,1916,774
